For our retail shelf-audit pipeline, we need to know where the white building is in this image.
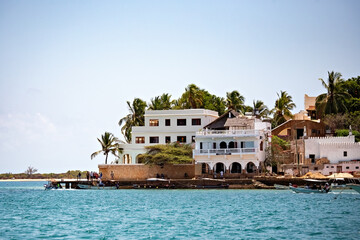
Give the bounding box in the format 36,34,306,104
117,109,219,164
305,135,360,164
193,110,271,175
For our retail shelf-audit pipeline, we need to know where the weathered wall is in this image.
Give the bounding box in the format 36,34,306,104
98,164,196,180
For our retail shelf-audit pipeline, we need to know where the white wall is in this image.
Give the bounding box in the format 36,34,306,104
305,136,360,163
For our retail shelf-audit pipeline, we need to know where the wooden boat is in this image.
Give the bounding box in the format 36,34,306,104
289,186,330,194
347,184,360,194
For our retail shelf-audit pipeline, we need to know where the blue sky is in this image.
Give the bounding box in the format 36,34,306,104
0,0,359,173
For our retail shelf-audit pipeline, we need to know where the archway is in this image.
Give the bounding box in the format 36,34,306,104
136,154,143,164
201,163,210,174
220,142,227,149
246,162,256,173
230,162,242,173
123,154,132,164
214,162,225,173
228,141,235,148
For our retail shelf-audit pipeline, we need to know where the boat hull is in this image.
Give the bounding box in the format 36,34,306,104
77,184,117,190
347,184,360,194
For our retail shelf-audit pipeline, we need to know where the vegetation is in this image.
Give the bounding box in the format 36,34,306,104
316,71,350,118
0,170,89,180
25,166,38,176
272,91,296,127
335,129,360,142
118,98,147,143
91,132,122,164
137,142,193,166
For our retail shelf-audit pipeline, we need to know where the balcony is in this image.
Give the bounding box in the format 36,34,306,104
196,130,260,137
193,148,257,155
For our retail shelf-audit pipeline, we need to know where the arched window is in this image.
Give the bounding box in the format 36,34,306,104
220,142,227,149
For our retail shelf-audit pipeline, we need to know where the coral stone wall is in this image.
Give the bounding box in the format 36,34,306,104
98,164,199,180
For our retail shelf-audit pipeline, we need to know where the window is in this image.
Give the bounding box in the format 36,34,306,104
177,136,186,143
149,119,159,126
200,142,203,149
192,118,201,125
192,136,195,143
177,119,186,126
346,166,350,169
149,136,159,143
344,151,347,157
331,166,334,168
213,142,216,149
244,141,254,148
309,154,315,164
326,166,329,168
314,167,318,170
165,119,171,126
165,136,171,143
356,166,359,169
135,137,145,144
260,141,263,151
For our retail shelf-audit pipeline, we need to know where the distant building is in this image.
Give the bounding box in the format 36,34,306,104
117,109,219,164
193,110,271,176
304,94,317,120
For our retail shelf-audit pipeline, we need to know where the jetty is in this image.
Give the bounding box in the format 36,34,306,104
47,176,339,189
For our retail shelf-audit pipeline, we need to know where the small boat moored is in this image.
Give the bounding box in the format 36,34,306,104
347,184,360,194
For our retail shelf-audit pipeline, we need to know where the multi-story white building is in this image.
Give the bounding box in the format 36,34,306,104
193,110,271,175
117,109,219,164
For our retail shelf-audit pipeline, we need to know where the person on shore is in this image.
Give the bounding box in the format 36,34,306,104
220,171,224,179
77,172,81,181
86,171,89,181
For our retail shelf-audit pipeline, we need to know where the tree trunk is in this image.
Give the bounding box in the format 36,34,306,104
105,154,108,164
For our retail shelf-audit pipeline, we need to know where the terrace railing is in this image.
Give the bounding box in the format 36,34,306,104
193,148,257,155
196,130,260,136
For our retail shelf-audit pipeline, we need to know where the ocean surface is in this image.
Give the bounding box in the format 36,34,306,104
0,181,359,240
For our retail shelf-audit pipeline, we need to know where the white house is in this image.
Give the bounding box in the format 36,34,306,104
117,109,219,164
193,110,271,175
305,135,360,164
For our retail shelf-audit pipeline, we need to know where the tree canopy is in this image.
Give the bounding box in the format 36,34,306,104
137,142,193,165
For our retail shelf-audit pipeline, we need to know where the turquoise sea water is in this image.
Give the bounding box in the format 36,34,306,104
0,181,359,240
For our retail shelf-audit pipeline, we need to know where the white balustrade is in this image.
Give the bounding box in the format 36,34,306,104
194,148,257,155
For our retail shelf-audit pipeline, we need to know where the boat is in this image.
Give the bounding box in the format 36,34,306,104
274,184,289,190
44,181,62,190
347,184,360,194
289,185,330,194
77,184,117,190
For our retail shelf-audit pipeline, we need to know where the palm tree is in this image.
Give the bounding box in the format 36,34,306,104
148,93,173,110
273,91,296,126
226,90,245,112
253,100,270,118
148,96,162,110
118,98,147,143
316,71,350,118
91,132,121,164
181,84,203,108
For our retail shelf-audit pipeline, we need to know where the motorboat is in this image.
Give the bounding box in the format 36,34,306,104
289,180,331,194
44,181,62,190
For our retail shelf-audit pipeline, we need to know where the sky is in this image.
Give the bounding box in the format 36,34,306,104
0,0,359,173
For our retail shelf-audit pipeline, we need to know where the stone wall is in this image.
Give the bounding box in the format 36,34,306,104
98,164,199,180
